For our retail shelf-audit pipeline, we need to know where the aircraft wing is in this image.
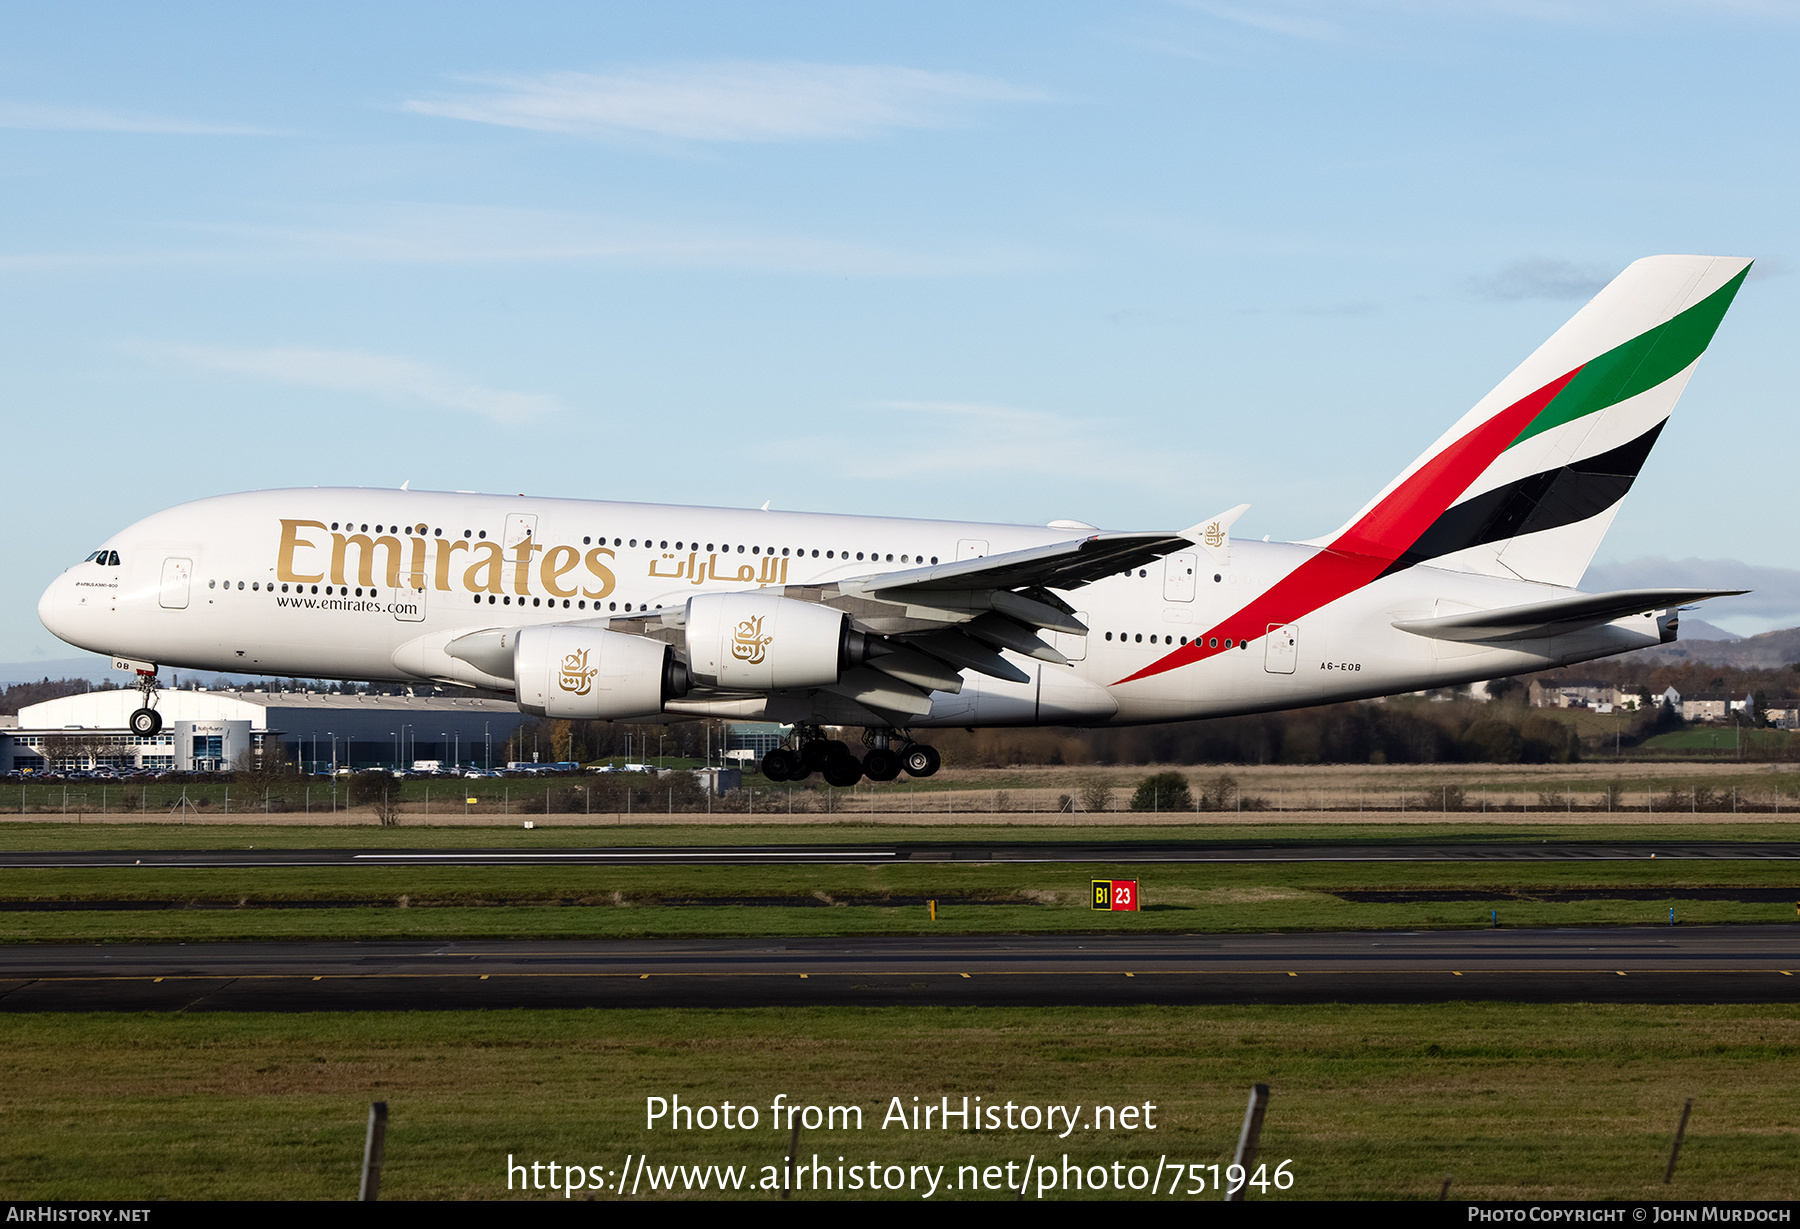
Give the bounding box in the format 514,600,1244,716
849,530,1198,601
577,526,1211,726
1392,588,1747,643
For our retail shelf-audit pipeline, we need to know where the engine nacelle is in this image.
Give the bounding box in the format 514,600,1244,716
514,625,684,719
684,593,856,691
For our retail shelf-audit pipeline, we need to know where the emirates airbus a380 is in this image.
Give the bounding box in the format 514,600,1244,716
39,256,1751,786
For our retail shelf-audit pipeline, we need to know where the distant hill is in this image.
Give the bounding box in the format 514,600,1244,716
1674,618,1737,642
1622,625,1800,669
0,655,303,688
0,655,116,685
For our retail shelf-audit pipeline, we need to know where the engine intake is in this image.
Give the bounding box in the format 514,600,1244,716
514,625,688,719
684,593,869,690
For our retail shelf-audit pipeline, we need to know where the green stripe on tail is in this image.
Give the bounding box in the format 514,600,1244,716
1507,264,1750,450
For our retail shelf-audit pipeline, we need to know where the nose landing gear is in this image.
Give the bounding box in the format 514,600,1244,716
126,666,163,737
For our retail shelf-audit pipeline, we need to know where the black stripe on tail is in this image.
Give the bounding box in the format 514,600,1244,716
1379,420,1665,578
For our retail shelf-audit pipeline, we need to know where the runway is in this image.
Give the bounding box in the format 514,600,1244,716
2,925,1795,1009
5,840,1800,867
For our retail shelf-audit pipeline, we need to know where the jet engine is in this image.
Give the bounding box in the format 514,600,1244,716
514,625,688,720
683,593,874,690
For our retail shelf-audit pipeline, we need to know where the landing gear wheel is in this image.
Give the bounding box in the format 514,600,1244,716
862,747,902,782
129,707,162,737
760,748,796,781
822,754,864,788
902,744,940,777
799,740,834,770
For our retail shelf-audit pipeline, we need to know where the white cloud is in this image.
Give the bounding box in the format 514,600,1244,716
402,61,1038,143
133,343,562,424
1,204,1035,277
1159,0,1796,55
0,102,275,135
214,203,1036,276
1173,2,1346,42
1469,258,1614,302
765,400,1210,491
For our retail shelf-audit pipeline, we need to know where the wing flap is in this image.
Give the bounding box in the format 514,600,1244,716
820,668,936,717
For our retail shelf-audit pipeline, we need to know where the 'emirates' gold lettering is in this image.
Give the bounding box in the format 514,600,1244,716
332,533,403,588
268,519,746,605
277,519,327,584
463,541,506,594
510,536,543,596
582,548,616,600
434,538,468,591
540,545,580,598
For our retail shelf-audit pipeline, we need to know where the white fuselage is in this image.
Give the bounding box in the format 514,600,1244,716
38,489,1665,727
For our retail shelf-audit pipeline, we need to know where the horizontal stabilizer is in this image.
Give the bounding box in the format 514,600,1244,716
1392,588,1747,643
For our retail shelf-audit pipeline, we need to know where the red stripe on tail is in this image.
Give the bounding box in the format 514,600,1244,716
1115,365,1582,685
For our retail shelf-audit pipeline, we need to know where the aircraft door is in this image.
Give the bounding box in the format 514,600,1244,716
956,539,988,560
391,581,426,623
503,514,538,595
1264,623,1297,674
1163,552,1197,602
158,558,191,610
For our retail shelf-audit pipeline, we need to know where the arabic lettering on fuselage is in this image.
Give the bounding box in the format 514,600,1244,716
276,519,789,600
649,551,788,587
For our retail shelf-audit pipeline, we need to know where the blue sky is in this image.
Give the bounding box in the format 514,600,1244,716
6,1,1799,662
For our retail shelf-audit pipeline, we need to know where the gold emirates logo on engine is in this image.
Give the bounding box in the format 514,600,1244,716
731,615,772,665
558,648,598,695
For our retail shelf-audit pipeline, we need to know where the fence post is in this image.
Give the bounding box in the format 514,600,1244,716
359,1101,388,1200
782,1119,801,1199
1665,1098,1694,1184
1226,1083,1270,1201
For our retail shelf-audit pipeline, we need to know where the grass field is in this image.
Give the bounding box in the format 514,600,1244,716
2,1004,1795,1200
4,810,1797,1202
12,759,1800,821
2,821,1797,942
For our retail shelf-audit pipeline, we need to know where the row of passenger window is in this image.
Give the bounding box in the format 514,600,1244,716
211,577,694,614
1105,631,1248,650
213,580,360,596
317,520,940,567
469,595,646,612
591,538,937,565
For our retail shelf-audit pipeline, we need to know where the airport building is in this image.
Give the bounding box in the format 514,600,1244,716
0,689,531,774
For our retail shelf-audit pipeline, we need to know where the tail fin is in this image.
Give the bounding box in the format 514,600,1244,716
1314,255,1751,587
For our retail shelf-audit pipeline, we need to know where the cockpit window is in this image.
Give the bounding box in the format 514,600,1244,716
106,551,120,566
84,551,102,563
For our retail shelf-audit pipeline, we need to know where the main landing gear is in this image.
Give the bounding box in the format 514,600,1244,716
127,667,163,737
759,727,941,788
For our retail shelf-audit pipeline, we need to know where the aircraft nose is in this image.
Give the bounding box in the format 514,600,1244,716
38,574,72,644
